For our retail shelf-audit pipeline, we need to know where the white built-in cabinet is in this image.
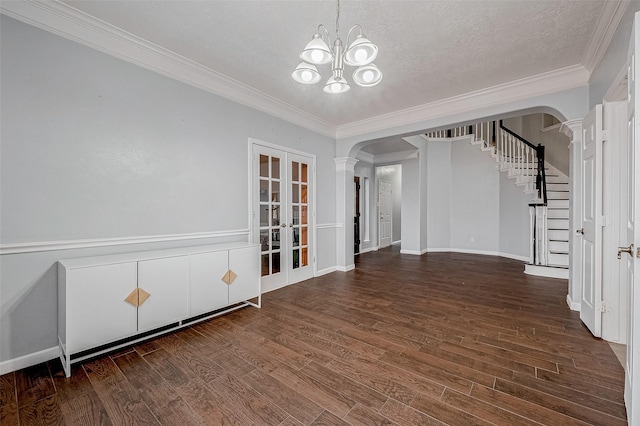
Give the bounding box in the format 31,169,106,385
58,242,259,377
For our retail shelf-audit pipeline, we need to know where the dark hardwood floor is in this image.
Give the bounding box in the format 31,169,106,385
0,248,627,425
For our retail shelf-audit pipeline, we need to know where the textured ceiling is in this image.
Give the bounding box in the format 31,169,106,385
61,0,605,127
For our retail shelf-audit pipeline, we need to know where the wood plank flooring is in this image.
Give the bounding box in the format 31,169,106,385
0,248,627,425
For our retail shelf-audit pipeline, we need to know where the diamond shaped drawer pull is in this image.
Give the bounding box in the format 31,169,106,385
124,288,151,307
221,269,237,285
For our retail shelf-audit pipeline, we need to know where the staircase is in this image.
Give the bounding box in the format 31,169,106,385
426,121,569,279
546,173,570,268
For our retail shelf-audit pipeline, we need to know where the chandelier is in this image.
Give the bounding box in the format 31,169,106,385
291,0,382,94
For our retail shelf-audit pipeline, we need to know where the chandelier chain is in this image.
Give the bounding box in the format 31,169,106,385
336,0,340,40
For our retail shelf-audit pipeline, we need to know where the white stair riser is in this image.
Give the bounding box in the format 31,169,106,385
547,191,569,200
547,208,569,219
547,199,569,209
545,176,569,184
547,183,569,191
548,218,569,230
548,253,569,267
548,229,569,241
548,241,569,253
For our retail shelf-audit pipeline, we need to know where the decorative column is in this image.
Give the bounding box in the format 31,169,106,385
560,119,583,311
335,157,358,272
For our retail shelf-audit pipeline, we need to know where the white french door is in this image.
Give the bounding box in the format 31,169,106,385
379,181,392,248
625,14,640,421
252,143,314,293
580,104,603,337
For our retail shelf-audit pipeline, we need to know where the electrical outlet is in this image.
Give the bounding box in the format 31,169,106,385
470,237,475,243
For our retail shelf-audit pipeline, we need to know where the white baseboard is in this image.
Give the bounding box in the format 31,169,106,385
499,252,530,262
0,346,59,375
400,248,428,255
566,294,581,311
426,248,529,262
358,246,379,254
315,266,337,277
524,264,569,279
391,240,401,246
336,264,355,272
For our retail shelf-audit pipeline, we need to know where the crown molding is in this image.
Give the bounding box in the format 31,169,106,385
560,119,582,141
355,150,375,164
336,64,590,141
583,0,630,74
0,0,336,138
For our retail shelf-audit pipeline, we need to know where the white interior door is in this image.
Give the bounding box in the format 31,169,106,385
379,181,392,248
287,153,314,284
254,146,288,292
625,15,640,421
580,105,604,337
253,144,314,292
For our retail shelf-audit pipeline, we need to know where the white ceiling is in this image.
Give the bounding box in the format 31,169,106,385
57,0,607,129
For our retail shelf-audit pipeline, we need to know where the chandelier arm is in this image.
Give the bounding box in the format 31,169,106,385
346,24,363,47
317,24,332,47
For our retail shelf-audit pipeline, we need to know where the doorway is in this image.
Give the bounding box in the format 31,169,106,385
376,165,402,249
251,141,315,293
354,177,361,255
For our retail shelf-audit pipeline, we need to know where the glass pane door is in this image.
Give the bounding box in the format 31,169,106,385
255,148,288,291
288,154,314,284
253,145,314,291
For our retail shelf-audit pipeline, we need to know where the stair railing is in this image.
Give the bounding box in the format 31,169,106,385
498,121,547,203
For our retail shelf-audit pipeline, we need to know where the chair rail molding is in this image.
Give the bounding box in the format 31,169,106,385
0,229,250,255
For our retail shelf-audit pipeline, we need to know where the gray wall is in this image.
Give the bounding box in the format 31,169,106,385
426,140,451,249
498,172,533,257
0,16,336,363
449,139,501,252
405,137,532,258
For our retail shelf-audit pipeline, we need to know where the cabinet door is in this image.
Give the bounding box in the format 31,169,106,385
66,262,138,353
137,256,189,332
228,246,260,304
190,251,229,316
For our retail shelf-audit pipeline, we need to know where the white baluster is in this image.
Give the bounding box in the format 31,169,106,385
529,206,535,265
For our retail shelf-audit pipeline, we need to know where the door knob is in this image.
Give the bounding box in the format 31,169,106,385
617,244,634,259
280,223,286,228
576,228,584,235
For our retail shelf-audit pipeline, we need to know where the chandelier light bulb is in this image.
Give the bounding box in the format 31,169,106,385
291,62,321,84
323,75,350,94
355,48,368,63
362,70,374,83
352,63,382,87
311,50,324,63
